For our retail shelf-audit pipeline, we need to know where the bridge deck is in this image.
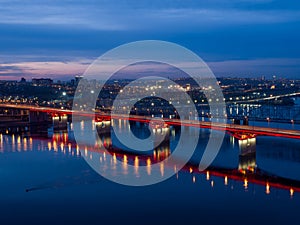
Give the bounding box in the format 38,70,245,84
1,103,300,139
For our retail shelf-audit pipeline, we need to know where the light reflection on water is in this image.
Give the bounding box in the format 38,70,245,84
0,120,300,224
1,120,300,193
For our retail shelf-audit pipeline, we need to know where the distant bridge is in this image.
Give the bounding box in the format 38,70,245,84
230,92,300,104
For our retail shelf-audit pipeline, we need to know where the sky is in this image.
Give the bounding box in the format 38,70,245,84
0,0,300,80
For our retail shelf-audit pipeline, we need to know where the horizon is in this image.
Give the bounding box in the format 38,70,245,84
0,74,298,82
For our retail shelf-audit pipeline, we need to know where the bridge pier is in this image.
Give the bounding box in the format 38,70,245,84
238,137,256,171
29,111,51,124
232,117,249,125
52,114,68,130
243,117,249,125
233,119,241,125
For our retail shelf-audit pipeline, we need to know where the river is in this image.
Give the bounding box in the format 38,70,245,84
0,120,299,225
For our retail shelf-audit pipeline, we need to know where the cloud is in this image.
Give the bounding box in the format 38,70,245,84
1,57,299,81
0,3,126,30
0,58,93,80
150,9,300,25
0,65,22,72
0,0,299,79
0,0,299,31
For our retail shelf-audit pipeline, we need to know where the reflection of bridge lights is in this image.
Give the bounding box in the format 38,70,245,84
160,163,164,177
123,155,128,163
290,188,294,197
206,171,210,180
80,120,85,130
211,180,214,188
17,136,21,144
17,136,21,152
122,155,128,174
12,134,15,145
113,153,117,165
193,176,196,183
53,140,57,152
134,156,139,176
224,176,228,186
174,165,177,173
230,136,235,147
189,167,193,173
23,138,27,151
266,183,270,195
146,158,151,175
244,179,248,190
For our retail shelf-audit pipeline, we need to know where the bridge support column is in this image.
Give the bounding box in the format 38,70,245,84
233,119,241,125
96,119,112,149
153,124,170,145
29,111,51,124
28,110,51,135
153,126,171,160
52,114,68,130
238,137,256,171
243,117,249,125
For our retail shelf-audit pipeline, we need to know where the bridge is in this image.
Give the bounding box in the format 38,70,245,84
198,92,300,123
0,103,299,140
1,103,299,196
231,92,300,104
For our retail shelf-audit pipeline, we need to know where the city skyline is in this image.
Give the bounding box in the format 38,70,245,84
1,0,300,80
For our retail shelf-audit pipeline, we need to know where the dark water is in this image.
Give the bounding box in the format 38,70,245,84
0,120,300,225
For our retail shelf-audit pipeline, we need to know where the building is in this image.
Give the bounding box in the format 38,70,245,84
32,78,53,86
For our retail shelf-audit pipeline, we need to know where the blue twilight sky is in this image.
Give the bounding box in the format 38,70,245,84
0,0,300,80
